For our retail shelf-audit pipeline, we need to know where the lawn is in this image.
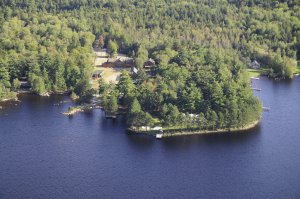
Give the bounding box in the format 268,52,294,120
246,69,261,78
246,68,270,78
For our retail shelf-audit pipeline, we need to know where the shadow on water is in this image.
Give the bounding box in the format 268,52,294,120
0,99,22,116
100,115,120,127
125,133,156,151
82,109,94,118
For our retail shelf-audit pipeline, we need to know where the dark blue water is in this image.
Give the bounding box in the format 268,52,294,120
0,77,299,199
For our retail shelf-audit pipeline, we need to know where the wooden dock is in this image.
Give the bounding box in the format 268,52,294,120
252,88,262,91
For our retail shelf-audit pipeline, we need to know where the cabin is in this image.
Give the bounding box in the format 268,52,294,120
91,70,104,79
20,81,30,88
102,58,118,67
144,58,155,67
143,58,158,77
101,57,134,68
114,58,124,67
19,77,31,88
120,57,134,68
248,60,261,69
144,58,156,69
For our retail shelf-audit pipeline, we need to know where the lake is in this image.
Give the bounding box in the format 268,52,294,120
0,77,299,199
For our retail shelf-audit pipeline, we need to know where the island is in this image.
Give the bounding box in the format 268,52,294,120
0,1,299,137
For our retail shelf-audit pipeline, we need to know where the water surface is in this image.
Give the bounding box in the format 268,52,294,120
0,77,299,199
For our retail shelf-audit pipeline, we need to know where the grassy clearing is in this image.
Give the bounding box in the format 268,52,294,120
246,68,270,78
246,69,261,78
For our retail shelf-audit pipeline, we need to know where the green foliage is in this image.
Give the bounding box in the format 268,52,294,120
103,94,118,114
12,78,21,91
74,74,93,103
117,70,136,105
70,91,78,101
30,74,46,94
0,14,94,99
0,64,11,88
126,98,156,127
3,0,293,128
107,40,118,58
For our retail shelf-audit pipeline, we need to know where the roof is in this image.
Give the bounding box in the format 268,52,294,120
107,58,118,63
119,57,134,62
144,58,156,68
132,67,138,74
148,58,155,64
250,60,260,65
107,57,134,64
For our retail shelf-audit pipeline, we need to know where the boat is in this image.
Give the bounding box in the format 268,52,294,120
252,88,262,91
156,134,163,139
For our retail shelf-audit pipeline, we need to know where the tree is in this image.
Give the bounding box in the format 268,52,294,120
161,103,181,126
107,40,118,57
53,60,67,93
129,98,141,115
0,64,11,88
99,78,109,95
127,98,143,126
12,78,21,91
135,45,148,69
31,75,46,94
117,70,136,105
98,36,105,48
75,73,93,102
70,91,79,101
103,94,119,114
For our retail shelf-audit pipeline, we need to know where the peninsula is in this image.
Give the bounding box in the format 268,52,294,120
1,1,299,137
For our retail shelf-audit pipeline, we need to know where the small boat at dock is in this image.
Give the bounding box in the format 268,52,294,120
156,134,163,139
252,88,262,91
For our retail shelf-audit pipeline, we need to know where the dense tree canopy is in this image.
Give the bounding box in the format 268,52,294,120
0,12,94,100
104,47,263,130
1,0,298,129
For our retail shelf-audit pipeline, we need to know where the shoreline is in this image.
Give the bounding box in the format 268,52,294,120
62,104,102,116
128,119,261,138
63,107,84,116
0,97,19,103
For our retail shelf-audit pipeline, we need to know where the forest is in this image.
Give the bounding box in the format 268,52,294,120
0,0,299,129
